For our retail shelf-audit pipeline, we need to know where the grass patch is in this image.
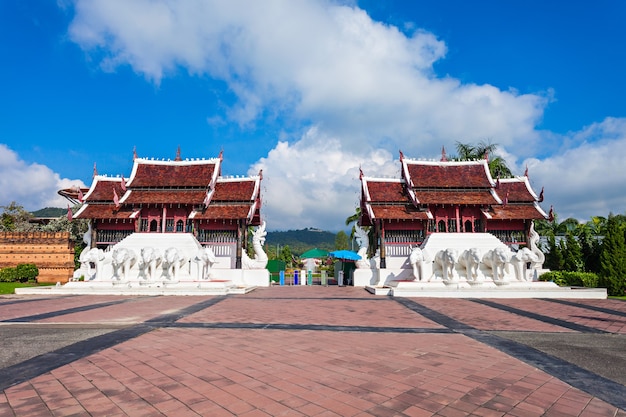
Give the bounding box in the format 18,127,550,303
609,296,626,301
0,282,54,295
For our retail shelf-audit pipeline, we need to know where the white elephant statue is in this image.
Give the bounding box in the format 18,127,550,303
194,247,217,280
409,246,427,281
459,248,482,282
434,248,459,282
111,247,137,282
79,248,107,281
483,247,511,281
511,248,539,281
162,247,186,281
138,247,161,281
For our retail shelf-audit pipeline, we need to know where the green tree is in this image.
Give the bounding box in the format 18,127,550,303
334,231,349,250
0,202,36,232
544,234,564,271
562,232,583,272
454,141,512,178
279,245,294,268
345,207,361,243
599,214,626,296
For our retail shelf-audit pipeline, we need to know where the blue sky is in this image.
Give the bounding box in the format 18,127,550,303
1,0,626,231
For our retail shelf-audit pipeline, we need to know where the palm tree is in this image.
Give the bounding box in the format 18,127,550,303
454,141,512,178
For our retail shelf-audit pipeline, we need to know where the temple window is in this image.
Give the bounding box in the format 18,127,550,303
447,219,457,233
165,219,174,232
465,220,473,232
149,220,158,232
176,220,184,232
186,219,193,233
437,220,446,232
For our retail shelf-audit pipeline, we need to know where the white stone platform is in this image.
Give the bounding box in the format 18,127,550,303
354,232,607,299
17,232,269,295
365,282,607,298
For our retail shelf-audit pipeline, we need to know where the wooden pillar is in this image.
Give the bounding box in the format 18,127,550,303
379,220,386,269
90,221,97,249
236,220,242,269
161,206,167,233
455,206,461,232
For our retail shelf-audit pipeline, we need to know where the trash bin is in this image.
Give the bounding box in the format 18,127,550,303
307,270,313,285
294,270,299,285
279,270,285,286
338,271,344,286
321,270,327,286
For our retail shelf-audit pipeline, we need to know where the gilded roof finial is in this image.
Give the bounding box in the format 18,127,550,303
175,146,182,161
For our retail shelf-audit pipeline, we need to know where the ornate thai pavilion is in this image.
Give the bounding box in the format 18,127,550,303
61,149,262,268
359,151,548,267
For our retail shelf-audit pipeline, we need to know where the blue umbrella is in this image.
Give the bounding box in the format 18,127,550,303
329,250,361,261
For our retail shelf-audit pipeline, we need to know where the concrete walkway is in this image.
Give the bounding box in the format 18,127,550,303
1,287,625,416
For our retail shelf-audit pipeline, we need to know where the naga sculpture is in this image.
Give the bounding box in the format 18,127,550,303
459,248,482,282
511,222,546,281
483,247,511,281
242,221,268,269
195,247,217,279
433,248,459,282
111,247,137,281
354,226,371,269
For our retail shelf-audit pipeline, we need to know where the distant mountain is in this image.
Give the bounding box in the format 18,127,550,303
31,207,66,217
266,228,339,254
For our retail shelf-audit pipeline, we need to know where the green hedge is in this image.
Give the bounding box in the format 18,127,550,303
539,271,599,288
0,263,39,283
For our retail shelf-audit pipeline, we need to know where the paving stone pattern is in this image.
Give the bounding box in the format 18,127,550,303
0,287,625,416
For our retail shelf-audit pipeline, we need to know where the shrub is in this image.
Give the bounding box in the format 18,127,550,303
539,271,599,288
16,263,39,282
0,267,18,282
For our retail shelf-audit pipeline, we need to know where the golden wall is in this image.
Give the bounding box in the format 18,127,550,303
0,232,75,284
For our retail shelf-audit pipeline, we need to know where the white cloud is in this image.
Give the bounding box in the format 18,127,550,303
250,127,398,230
62,0,624,230
522,118,626,222
0,144,85,211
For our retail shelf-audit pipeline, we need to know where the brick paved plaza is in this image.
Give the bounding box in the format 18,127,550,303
1,287,625,416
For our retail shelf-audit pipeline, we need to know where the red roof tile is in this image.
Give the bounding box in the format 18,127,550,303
415,190,498,205
85,178,125,202
488,204,546,220
193,204,253,219
122,190,206,205
75,204,135,220
365,181,406,202
213,180,257,201
497,179,537,202
406,161,493,188
369,204,430,220
129,160,217,187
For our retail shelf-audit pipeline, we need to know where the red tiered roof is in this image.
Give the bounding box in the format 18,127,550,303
121,190,206,205
404,160,494,188
83,177,126,202
361,153,548,224
415,190,498,205
75,205,135,219
212,179,257,201
127,158,219,188
496,178,537,203
364,180,406,202
487,204,547,220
